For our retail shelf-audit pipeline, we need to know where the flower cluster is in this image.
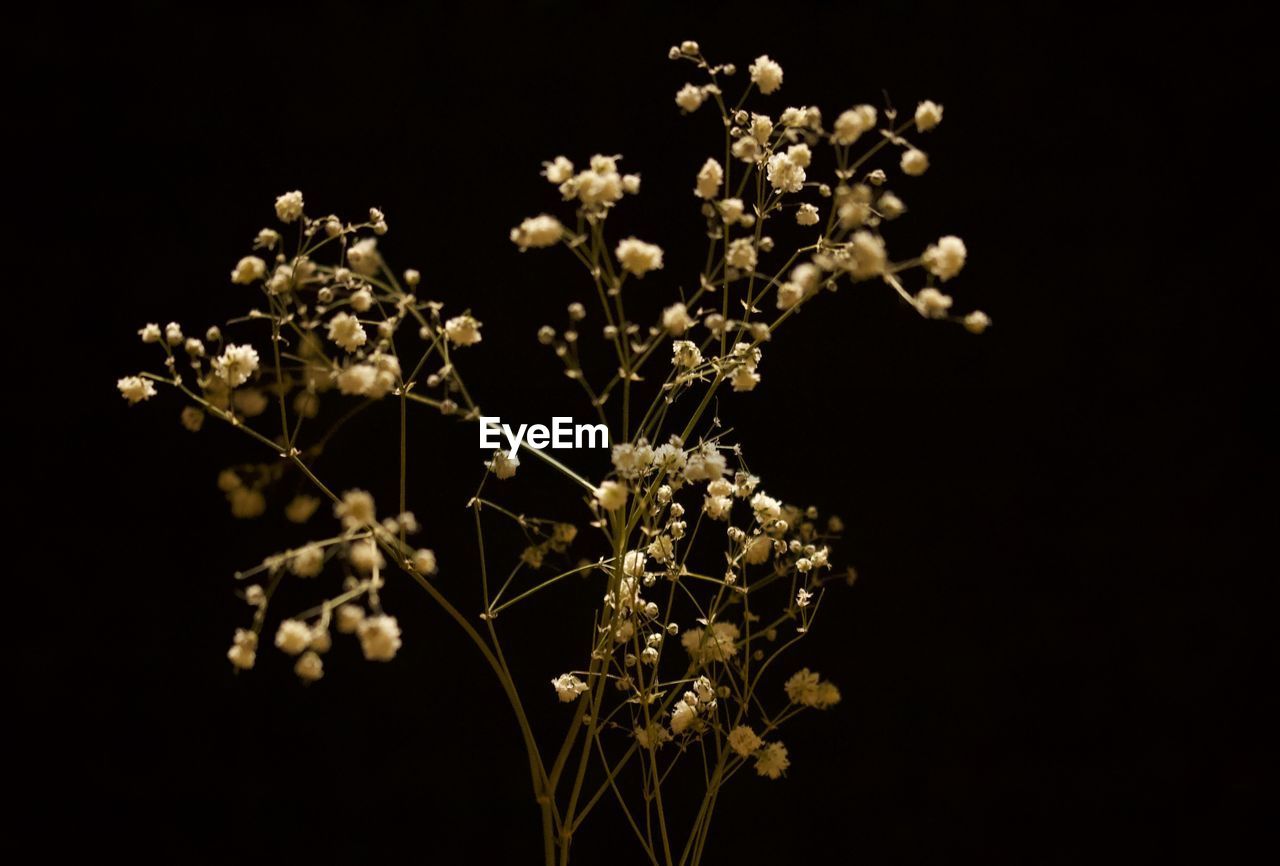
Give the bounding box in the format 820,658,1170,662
118,39,981,865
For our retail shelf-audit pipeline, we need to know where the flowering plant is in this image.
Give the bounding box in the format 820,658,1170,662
118,41,984,865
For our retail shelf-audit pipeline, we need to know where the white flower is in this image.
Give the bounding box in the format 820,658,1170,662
848,231,887,279
117,376,156,405
727,725,763,757
833,105,877,145
256,228,281,249
751,113,774,143
670,700,698,734
337,363,378,396
229,487,265,518
347,237,380,275
294,651,324,682
289,543,324,578
754,742,790,779
230,255,266,284
623,550,647,578
444,314,483,346
719,198,745,224
212,344,260,387
765,152,805,194
510,214,564,251
751,492,782,523
675,84,705,113
180,406,204,431
923,235,967,281
335,488,376,528
326,312,368,353
541,156,574,184
552,673,589,702
731,136,760,163
743,534,772,565
784,668,841,708
413,548,438,575
915,100,944,132
901,148,929,176
786,142,811,167
285,495,320,524
877,192,906,219
227,629,257,670
595,480,628,511
797,587,813,607
694,158,723,199
681,622,739,664
672,340,703,369
348,539,385,573
964,310,991,334
662,302,695,336
336,604,364,634
615,237,664,277
915,288,954,319
357,615,402,661
795,203,820,226
623,174,641,194
491,449,520,479
349,287,373,312
274,190,304,223
748,54,783,94
726,237,758,271
730,365,760,392
274,619,311,656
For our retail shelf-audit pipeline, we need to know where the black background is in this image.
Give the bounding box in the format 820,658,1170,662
21,1,1269,863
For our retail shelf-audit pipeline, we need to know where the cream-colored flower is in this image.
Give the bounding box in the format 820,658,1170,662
274,190,304,223
695,158,723,199
748,54,783,94
915,100,943,132
923,235,967,281
444,314,483,346
615,237,664,277
510,214,564,251
117,376,156,405
230,255,266,284
901,148,929,176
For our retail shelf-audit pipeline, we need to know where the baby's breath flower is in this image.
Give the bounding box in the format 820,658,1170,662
357,615,402,662
719,198,745,224
915,287,954,319
229,487,265,518
622,550,647,578
510,214,565,251
795,203,820,226
748,54,783,94
412,548,438,575
727,725,763,757
964,310,992,334
595,480,628,511
552,673,589,702
274,619,311,656
444,314,483,346
672,340,703,369
212,344,260,387
491,449,520,479
915,100,944,132
765,152,805,194
347,237,380,275
615,238,664,278
274,190,304,223
833,105,877,145
294,651,324,682
541,156,574,184
289,543,324,578
695,158,723,199
335,489,376,528
662,302,695,335
901,148,930,176
336,604,365,634
675,84,705,113
754,742,790,779
230,255,266,285
227,629,257,670
117,376,157,405
180,406,204,431
327,312,368,353
922,235,967,281
877,192,906,219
